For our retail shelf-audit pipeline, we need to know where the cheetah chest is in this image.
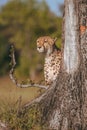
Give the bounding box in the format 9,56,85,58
44,52,61,84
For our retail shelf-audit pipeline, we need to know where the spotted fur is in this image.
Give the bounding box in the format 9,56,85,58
36,36,61,85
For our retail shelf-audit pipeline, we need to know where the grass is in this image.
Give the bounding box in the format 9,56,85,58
0,76,40,105
0,76,43,130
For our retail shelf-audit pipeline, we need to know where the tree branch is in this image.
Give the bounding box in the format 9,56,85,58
9,44,53,109
23,85,54,108
0,121,8,130
9,44,48,90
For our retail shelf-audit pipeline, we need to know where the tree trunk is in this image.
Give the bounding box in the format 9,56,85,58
38,0,87,129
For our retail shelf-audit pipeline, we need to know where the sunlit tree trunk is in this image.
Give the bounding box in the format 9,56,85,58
38,0,87,129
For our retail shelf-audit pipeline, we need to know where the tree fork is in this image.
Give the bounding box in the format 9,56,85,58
35,0,87,129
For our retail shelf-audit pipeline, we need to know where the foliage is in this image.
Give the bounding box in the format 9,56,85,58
0,98,42,130
0,35,9,75
0,0,62,80
0,76,44,129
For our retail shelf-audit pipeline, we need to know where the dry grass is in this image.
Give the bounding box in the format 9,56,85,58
0,76,44,129
0,76,40,105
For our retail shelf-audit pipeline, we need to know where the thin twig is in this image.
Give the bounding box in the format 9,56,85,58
0,121,7,128
9,44,48,89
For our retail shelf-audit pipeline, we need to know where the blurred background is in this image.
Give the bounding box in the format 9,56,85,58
0,0,64,128
0,0,64,103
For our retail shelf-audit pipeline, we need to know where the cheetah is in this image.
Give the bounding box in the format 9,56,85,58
36,36,61,85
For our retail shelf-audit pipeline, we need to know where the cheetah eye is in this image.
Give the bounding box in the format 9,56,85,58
37,40,39,43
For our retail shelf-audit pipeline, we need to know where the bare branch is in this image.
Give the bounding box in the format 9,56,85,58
23,84,54,108
9,44,48,90
0,121,8,130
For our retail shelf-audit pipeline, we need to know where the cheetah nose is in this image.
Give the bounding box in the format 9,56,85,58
38,46,41,49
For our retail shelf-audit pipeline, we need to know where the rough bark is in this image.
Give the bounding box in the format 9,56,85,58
9,0,86,129
8,0,87,129
35,0,87,130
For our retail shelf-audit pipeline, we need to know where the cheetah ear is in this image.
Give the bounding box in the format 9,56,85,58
53,37,58,43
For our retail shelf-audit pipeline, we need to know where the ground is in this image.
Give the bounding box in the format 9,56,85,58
0,76,39,105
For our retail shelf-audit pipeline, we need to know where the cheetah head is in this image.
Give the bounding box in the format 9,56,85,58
36,36,57,55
